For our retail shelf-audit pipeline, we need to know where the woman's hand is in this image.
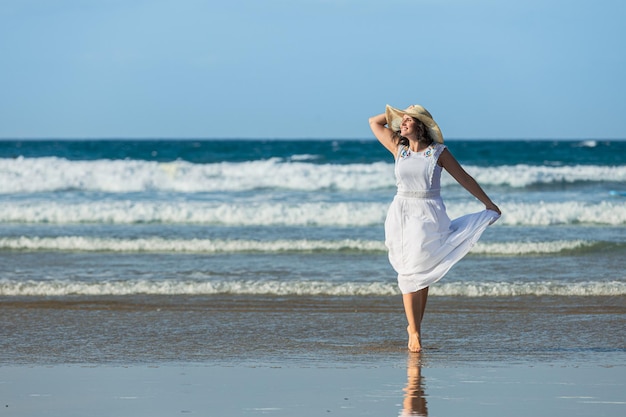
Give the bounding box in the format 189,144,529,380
485,203,501,215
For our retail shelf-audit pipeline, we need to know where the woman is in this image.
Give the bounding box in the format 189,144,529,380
369,104,501,353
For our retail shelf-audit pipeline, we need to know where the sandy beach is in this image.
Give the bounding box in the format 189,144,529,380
3,359,625,417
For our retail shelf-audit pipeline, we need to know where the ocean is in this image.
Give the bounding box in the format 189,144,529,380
1,139,625,366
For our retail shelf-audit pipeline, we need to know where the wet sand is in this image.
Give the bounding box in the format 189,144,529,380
2,358,624,417
3,295,625,366
2,295,625,416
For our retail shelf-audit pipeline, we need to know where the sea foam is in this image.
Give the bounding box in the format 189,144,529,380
0,200,624,226
0,236,607,255
0,278,623,297
2,157,625,194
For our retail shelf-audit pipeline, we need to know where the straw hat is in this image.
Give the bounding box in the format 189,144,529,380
385,104,444,144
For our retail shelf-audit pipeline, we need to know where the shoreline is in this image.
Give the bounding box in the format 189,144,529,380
3,294,624,367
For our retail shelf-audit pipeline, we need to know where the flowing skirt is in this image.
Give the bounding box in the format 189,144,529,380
384,195,499,294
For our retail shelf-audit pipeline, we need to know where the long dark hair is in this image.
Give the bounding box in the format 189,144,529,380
392,117,432,148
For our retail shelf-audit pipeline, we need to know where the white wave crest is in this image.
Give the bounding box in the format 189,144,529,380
499,201,626,226
0,157,393,193
0,200,388,226
468,164,626,188
472,240,594,255
1,279,623,297
0,236,387,253
1,157,625,194
0,236,602,255
0,279,399,297
430,281,626,297
0,200,624,226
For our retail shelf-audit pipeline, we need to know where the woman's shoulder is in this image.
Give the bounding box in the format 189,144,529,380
431,143,447,165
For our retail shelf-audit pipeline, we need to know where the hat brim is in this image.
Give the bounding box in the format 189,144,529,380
385,104,444,144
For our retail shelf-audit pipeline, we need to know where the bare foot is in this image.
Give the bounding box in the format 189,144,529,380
407,326,422,353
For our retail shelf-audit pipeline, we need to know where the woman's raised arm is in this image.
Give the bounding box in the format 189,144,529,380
369,113,398,156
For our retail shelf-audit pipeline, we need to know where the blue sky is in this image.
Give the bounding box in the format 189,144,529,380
1,0,625,139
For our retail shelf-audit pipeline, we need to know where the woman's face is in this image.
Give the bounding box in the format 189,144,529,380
400,115,419,138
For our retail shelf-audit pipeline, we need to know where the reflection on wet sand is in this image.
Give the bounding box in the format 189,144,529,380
401,353,428,416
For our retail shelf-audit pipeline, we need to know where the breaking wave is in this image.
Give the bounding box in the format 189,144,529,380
0,236,613,256
2,157,625,194
1,278,623,297
0,200,624,226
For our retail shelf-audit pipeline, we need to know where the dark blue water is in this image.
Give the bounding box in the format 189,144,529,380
2,139,624,165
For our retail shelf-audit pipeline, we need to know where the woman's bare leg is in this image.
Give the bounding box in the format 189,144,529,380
402,287,429,352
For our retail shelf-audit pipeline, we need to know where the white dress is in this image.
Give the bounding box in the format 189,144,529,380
384,143,499,294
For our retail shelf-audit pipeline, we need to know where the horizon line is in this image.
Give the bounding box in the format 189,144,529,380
1,137,624,142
